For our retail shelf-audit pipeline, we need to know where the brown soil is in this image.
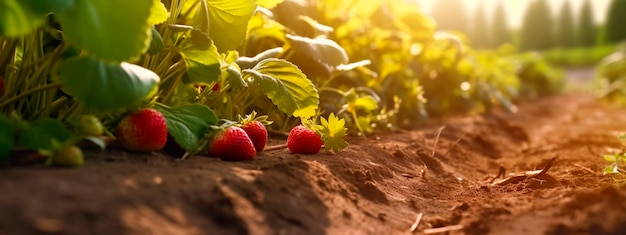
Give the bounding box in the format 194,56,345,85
2,93,626,235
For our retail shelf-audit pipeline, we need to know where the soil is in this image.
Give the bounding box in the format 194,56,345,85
2,91,626,234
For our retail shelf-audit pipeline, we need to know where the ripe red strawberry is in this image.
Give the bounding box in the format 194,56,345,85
209,126,256,161
238,111,272,152
115,108,167,152
287,125,322,154
241,121,267,151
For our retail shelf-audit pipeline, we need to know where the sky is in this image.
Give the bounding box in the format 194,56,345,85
415,0,611,29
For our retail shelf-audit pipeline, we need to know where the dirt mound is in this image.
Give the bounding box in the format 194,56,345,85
1,93,626,235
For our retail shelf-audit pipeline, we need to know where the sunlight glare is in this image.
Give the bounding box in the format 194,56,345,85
460,82,471,91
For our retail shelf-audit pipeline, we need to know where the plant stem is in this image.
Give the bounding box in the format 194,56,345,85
0,38,18,75
264,143,288,152
0,82,62,109
318,86,346,96
351,110,367,138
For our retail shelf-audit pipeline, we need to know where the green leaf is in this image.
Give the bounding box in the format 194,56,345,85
604,154,617,163
354,96,379,112
19,118,72,151
256,0,285,9
206,0,257,51
154,104,217,152
148,27,164,55
148,0,168,24
604,165,618,175
195,0,211,34
0,116,16,162
180,33,222,84
286,34,349,66
59,56,160,111
320,113,348,152
225,64,247,89
243,58,319,118
57,0,154,62
0,0,74,37
246,13,287,44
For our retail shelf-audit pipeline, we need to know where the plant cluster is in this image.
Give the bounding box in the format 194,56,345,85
0,0,564,167
594,43,626,104
602,134,626,183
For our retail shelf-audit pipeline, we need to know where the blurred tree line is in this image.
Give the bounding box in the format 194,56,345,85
429,0,626,51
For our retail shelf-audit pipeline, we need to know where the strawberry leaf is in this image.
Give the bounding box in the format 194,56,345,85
320,113,348,152
256,0,285,9
286,34,348,66
0,0,73,37
148,0,167,24
18,118,72,151
179,32,222,84
243,58,319,118
205,0,257,52
154,104,217,152
59,56,160,112
57,0,155,62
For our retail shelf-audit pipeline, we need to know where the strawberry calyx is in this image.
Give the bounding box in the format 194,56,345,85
237,110,273,126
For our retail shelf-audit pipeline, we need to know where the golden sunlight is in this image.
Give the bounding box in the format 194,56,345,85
415,0,611,29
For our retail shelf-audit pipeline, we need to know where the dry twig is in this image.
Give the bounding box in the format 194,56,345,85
491,157,557,186
409,213,423,233
264,143,288,151
488,166,507,184
423,224,464,234
431,126,445,157
441,133,466,158
573,163,596,175
179,152,191,161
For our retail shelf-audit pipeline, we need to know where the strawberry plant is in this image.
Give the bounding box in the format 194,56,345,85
266,0,564,128
602,134,626,183
0,0,168,162
595,43,626,104
514,52,565,99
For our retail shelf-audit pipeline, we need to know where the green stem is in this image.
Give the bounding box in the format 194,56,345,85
319,72,343,90
57,100,79,121
161,73,184,104
351,110,367,138
33,96,69,119
0,82,62,109
0,38,18,76
153,51,177,76
318,86,347,96
160,61,186,84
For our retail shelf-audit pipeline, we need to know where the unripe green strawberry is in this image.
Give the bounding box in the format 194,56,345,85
52,145,84,167
287,125,322,154
209,126,256,161
241,121,267,152
73,114,104,136
115,108,167,152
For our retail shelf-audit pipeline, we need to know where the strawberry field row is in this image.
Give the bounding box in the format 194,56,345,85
0,0,564,166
